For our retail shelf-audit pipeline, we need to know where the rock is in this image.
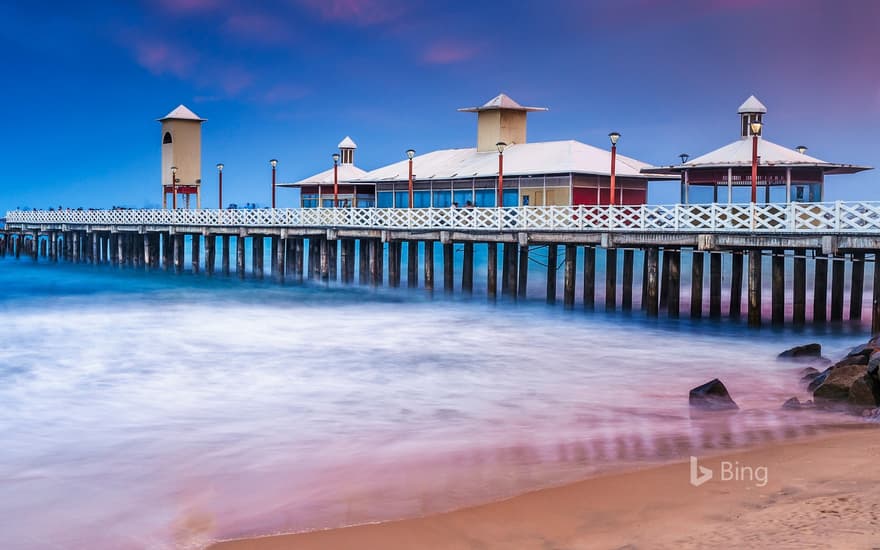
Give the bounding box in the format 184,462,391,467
808,371,829,392
689,379,739,411
778,343,822,359
849,376,880,408
868,352,880,380
799,367,820,383
814,364,868,406
782,397,802,410
846,343,876,360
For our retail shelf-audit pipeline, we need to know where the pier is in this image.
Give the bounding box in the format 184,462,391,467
5,202,880,331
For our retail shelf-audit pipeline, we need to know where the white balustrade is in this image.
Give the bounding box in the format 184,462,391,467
7,202,880,234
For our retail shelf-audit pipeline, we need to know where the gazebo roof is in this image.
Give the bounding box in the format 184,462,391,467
338,136,357,149
643,138,871,176
354,140,676,182
278,164,370,188
737,95,767,114
157,104,206,122
457,93,548,113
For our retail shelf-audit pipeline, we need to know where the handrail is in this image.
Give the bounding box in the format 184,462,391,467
6,202,880,233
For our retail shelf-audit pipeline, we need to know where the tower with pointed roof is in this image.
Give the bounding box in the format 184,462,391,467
459,93,548,152
338,136,357,165
738,95,766,138
158,105,206,209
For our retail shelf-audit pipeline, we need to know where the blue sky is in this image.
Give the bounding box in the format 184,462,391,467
1,0,878,212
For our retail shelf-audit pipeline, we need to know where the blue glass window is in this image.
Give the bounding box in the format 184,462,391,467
377,192,393,208
502,189,518,207
474,189,495,207
413,191,431,208
433,190,452,207
453,190,472,207
395,191,409,208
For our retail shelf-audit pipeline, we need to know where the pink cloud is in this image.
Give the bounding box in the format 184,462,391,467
132,39,198,78
223,14,291,44
216,65,255,96
294,0,404,25
155,0,225,15
422,41,477,65
259,83,310,103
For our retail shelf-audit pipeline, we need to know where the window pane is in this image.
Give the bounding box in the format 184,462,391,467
502,189,518,206
453,190,472,207
433,191,451,207
395,191,409,208
413,191,431,208
474,189,495,207
377,192,393,208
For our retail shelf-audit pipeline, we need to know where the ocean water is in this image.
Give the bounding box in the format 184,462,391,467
0,257,869,549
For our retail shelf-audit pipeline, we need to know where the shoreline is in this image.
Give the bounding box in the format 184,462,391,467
208,423,879,549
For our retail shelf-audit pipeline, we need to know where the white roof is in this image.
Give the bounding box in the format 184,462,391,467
338,136,357,149
354,140,672,182
458,93,548,113
279,164,369,188
644,138,871,175
737,95,767,114
158,104,206,122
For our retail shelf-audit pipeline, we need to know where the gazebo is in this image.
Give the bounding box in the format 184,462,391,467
278,137,374,207
644,96,870,204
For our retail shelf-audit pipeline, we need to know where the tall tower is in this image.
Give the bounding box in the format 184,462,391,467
158,105,206,209
458,93,547,152
738,95,766,138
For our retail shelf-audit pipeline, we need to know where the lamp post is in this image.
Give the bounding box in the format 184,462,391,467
216,163,224,209
268,159,278,209
749,121,762,203
171,166,178,210
332,153,340,208
406,149,415,208
796,145,807,155
496,142,506,207
608,132,620,205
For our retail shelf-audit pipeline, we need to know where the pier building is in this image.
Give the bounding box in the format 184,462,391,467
645,96,870,204
159,105,205,209
277,137,375,208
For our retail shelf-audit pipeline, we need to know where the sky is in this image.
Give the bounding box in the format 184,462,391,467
1,0,879,212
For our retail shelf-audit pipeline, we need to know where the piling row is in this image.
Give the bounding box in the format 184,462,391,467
2,229,880,331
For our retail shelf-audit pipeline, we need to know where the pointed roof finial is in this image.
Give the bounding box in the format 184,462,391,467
458,93,548,113
338,136,357,149
158,104,206,122
737,95,767,114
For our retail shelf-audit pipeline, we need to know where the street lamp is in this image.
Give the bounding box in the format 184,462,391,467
749,120,762,203
406,149,415,209
270,159,278,209
332,153,340,208
608,132,620,205
796,145,808,155
171,166,178,210
496,142,507,207
679,153,689,164
216,163,224,209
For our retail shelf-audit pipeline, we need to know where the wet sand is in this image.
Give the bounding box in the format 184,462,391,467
209,424,880,550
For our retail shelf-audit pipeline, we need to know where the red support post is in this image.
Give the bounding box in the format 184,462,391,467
408,158,414,209
610,144,617,206
751,133,759,203
498,152,504,207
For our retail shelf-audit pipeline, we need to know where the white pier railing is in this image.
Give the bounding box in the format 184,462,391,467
7,202,880,233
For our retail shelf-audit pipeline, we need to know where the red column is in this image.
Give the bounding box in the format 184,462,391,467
334,161,339,208
408,158,414,209
609,144,617,206
218,170,223,209
497,152,504,207
751,134,758,203
272,166,277,208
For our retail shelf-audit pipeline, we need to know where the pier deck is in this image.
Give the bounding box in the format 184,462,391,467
5,202,880,331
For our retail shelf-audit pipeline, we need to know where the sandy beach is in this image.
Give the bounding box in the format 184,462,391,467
210,424,880,550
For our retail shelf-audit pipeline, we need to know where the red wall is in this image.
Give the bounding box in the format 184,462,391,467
573,186,647,206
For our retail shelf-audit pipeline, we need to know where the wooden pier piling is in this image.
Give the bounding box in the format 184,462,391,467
407,240,419,288
486,242,497,300
747,249,762,327
583,245,595,309
622,249,634,311
546,244,558,304
424,241,434,292
771,249,784,325
605,248,617,311
730,251,744,318
814,254,828,322
461,241,474,294
222,235,231,276
518,245,529,299
691,251,704,318
831,254,845,321
443,242,454,294
668,249,680,318
793,248,806,325
851,251,865,321
564,244,576,309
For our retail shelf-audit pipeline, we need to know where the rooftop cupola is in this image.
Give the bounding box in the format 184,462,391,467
738,95,766,139
458,93,548,152
337,136,357,165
